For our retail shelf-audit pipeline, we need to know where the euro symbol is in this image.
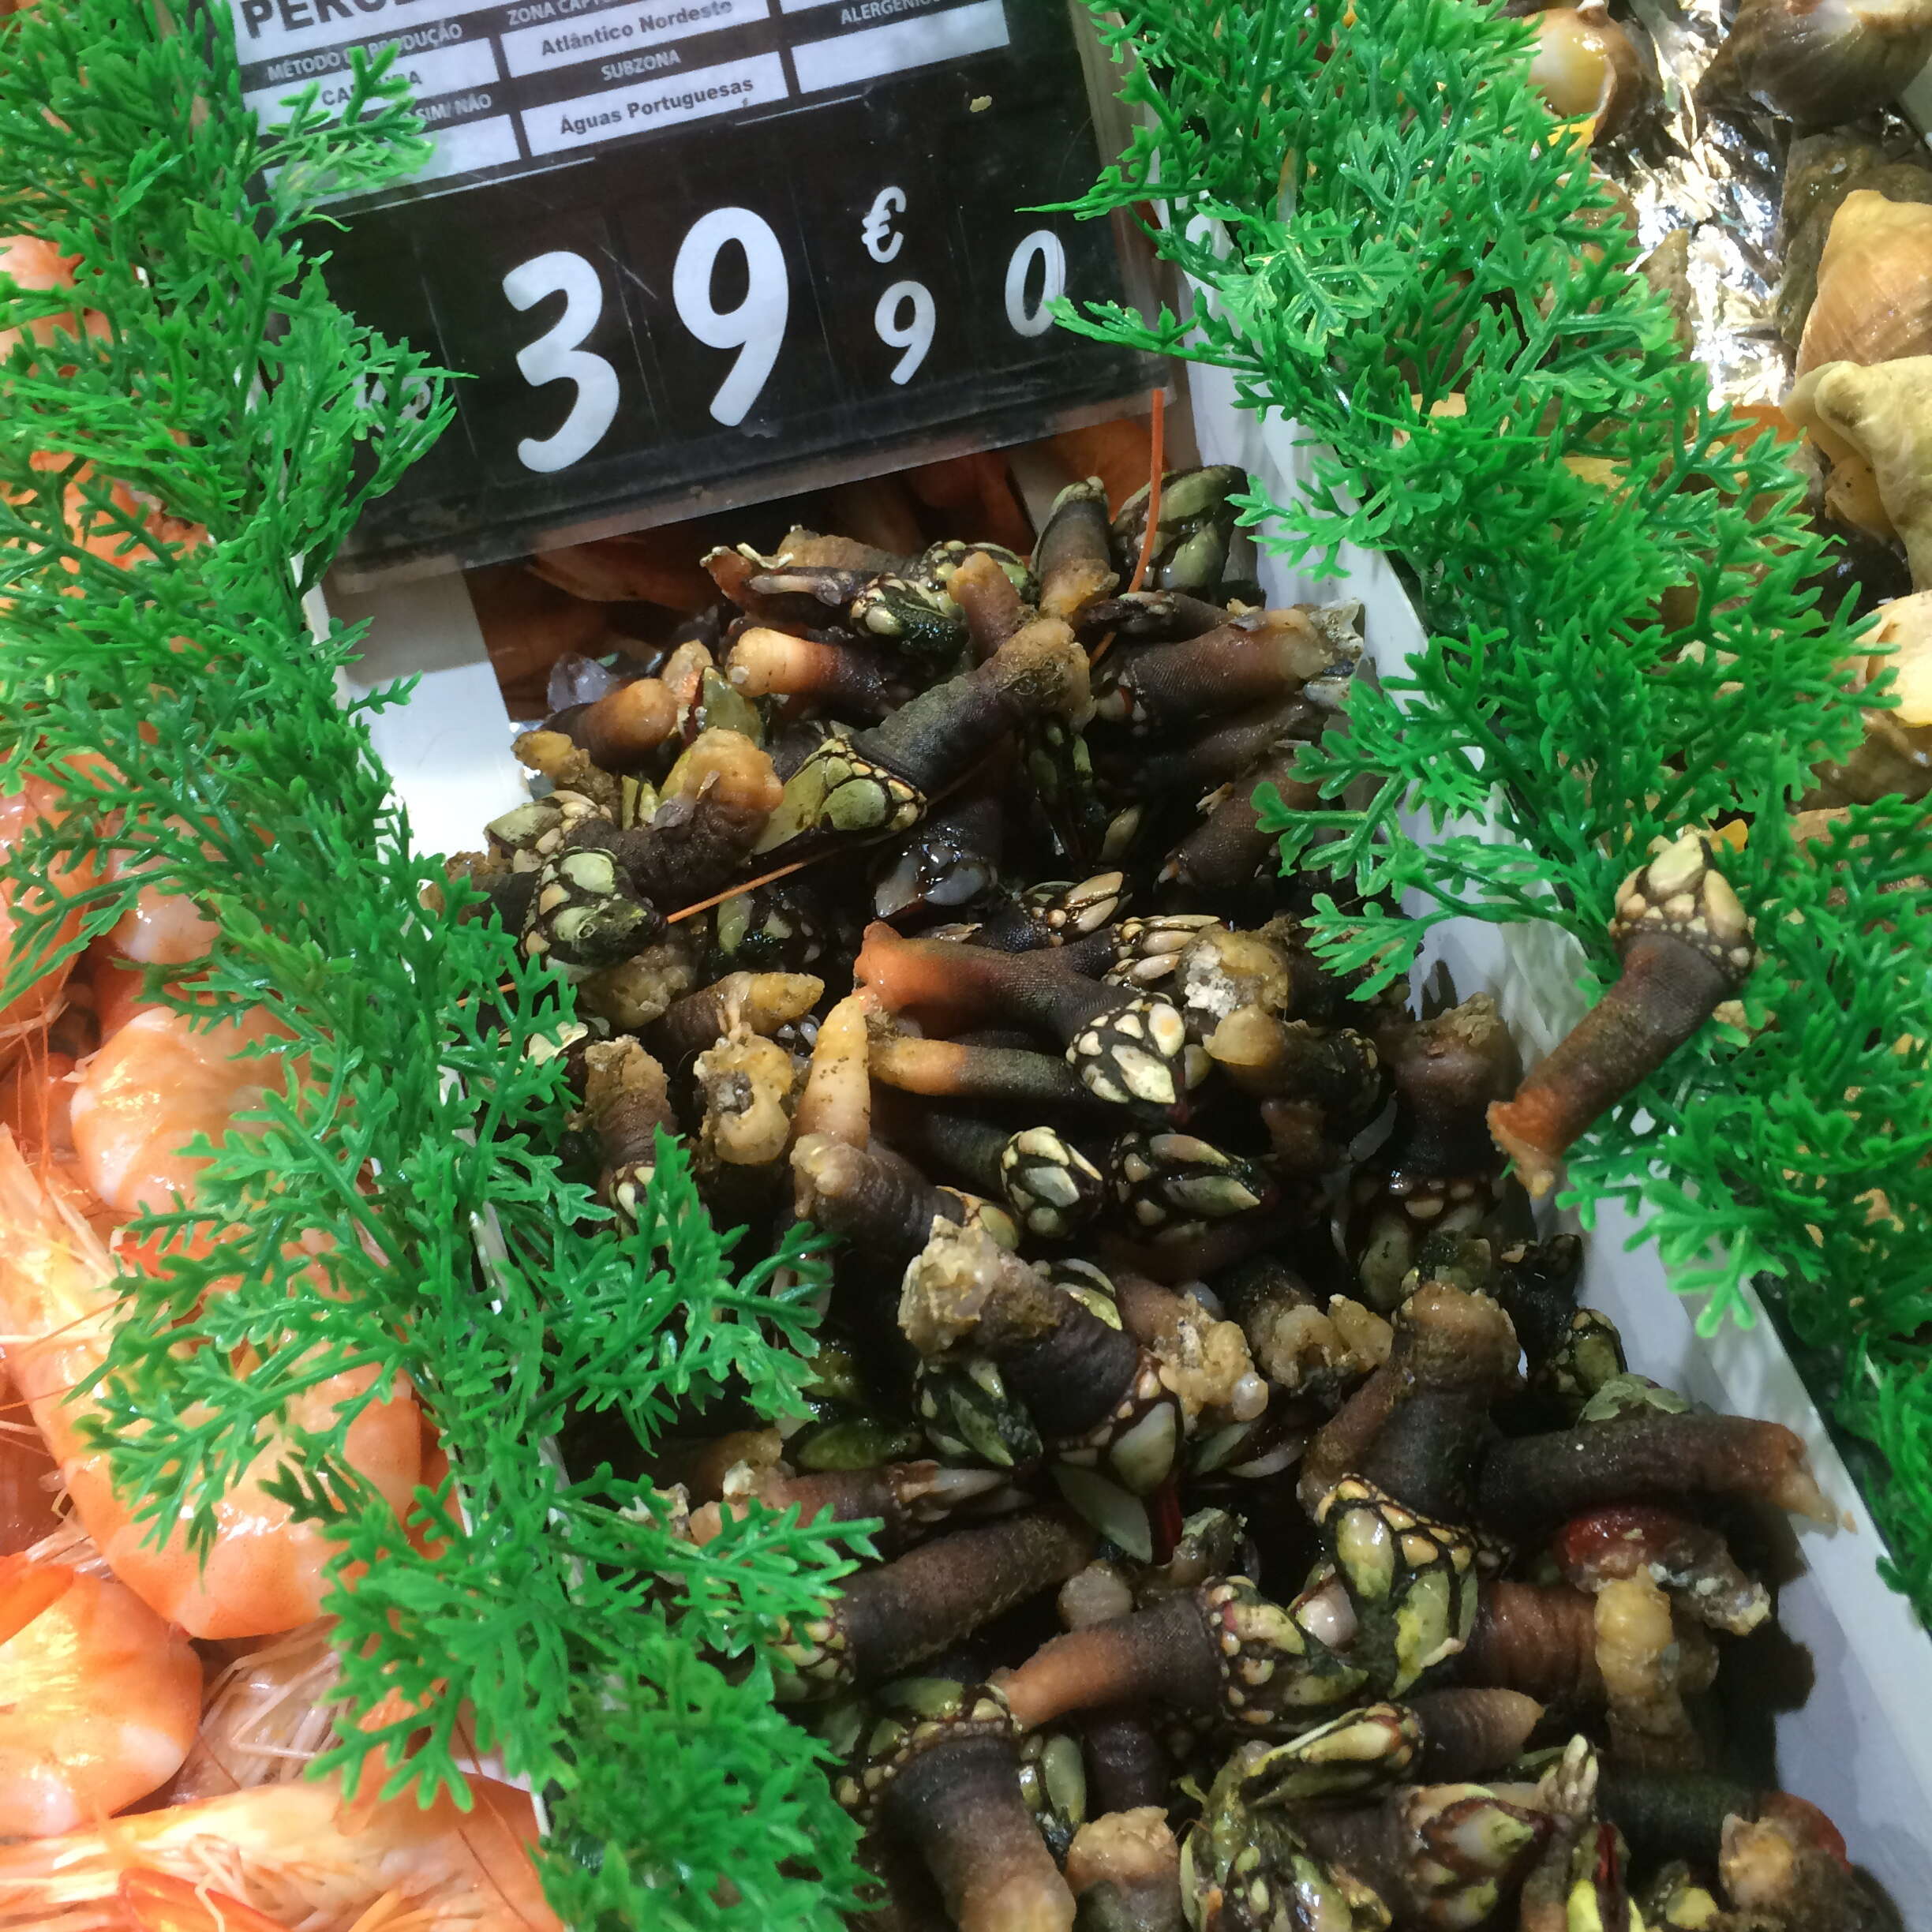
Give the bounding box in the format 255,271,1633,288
861,186,907,264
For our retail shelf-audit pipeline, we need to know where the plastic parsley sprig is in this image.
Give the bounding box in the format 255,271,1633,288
0,0,872,1923
1059,0,1932,1622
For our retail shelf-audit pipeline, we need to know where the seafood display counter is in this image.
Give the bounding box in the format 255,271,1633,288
326,389,1927,1926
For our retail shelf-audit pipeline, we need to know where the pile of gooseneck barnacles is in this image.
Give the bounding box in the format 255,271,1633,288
452,469,1889,1932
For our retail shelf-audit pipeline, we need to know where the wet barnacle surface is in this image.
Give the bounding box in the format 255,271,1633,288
455,474,1874,1932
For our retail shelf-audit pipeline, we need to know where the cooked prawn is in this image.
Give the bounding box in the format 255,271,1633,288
0,1774,564,1931
0,763,99,1072
0,1131,422,1638
168,1621,343,1803
0,235,105,363
0,1552,202,1834
69,1005,290,1217
0,1357,61,1556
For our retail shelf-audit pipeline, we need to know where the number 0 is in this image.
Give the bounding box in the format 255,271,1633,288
503,251,620,475
673,207,789,428
1003,230,1067,339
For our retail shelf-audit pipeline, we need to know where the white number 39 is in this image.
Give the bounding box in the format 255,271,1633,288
503,250,620,475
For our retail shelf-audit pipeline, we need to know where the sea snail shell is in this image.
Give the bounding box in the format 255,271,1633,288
1787,356,1932,589
1528,2,1646,140
1796,192,1932,374
1702,0,1932,128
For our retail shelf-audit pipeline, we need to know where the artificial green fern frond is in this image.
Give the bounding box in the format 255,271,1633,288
0,0,871,1916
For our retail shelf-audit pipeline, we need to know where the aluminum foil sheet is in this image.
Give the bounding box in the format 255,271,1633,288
1612,0,1925,405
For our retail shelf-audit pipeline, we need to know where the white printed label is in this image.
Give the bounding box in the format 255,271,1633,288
236,0,508,68
500,0,766,80
415,112,524,179
245,36,499,119
791,0,1007,92
520,49,784,155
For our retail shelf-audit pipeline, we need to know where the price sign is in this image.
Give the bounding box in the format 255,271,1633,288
228,0,1152,578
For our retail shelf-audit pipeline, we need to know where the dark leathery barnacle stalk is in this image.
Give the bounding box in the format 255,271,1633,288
580,1037,676,1226
857,924,1196,1121
1091,606,1362,738
792,1133,1015,1272
1300,1283,1518,1524
755,616,1090,858
1037,477,1121,623
837,1677,1078,1932
1489,832,1759,1198
773,1510,1091,1702
1161,758,1322,902
900,1223,1184,1504
871,1027,1119,1118
1474,1409,1834,1532
1065,1809,1185,1932
1346,996,1522,1312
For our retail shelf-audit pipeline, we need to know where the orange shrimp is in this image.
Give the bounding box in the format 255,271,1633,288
0,235,106,363
68,1005,289,1217
0,762,100,1073
0,1553,202,1834
0,1131,422,1639
0,1357,61,1556
0,1775,564,1931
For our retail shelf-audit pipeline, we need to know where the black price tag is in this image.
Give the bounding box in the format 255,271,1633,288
228,0,1151,578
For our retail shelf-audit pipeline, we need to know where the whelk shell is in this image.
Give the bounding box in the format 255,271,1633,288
1796,191,1932,375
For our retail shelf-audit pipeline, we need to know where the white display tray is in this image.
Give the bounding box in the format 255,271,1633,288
328,390,1932,1908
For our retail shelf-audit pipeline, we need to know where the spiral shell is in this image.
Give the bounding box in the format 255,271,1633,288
1702,0,1932,126
1527,2,1646,141
1796,192,1932,375
1787,355,1932,590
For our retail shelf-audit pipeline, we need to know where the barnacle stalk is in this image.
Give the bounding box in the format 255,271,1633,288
871,1028,1113,1116
773,1511,1092,1701
837,1679,1077,1932
690,1458,1005,1552
580,1038,676,1226
1037,478,1121,623
1488,833,1758,1198
1066,1808,1186,1932
1473,1410,1833,1530
1301,1284,1518,1523
900,1224,1183,1515
857,926,1195,1120
1091,608,1362,737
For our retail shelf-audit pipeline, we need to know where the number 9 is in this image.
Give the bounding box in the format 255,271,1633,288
873,279,935,386
672,207,789,428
